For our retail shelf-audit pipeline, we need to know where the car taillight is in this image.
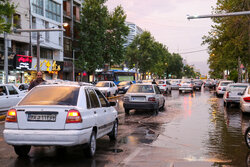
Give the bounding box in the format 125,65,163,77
226,92,229,98
243,97,250,103
178,84,181,86
66,109,82,123
6,109,17,122
148,97,156,101
189,84,192,87
218,87,221,90
163,85,166,87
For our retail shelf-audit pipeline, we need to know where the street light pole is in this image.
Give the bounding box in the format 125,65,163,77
4,32,8,84
72,49,75,82
36,32,40,72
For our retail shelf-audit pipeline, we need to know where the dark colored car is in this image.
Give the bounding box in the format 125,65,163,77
117,81,133,94
193,79,203,90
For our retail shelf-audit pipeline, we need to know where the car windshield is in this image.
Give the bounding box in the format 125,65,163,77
127,85,154,93
118,81,129,86
96,82,109,87
19,86,79,106
157,81,165,84
221,82,233,86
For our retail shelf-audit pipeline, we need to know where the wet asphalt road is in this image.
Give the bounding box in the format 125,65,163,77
0,87,250,167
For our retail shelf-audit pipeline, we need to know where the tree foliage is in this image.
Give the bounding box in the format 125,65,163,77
77,0,128,74
0,0,16,33
202,0,249,79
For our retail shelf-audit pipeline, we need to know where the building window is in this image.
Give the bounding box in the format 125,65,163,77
73,5,80,21
63,0,71,17
32,0,44,16
32,17,37,39
45,21,49,42
13,13,21,29
33,47,53,59
45,0,61,22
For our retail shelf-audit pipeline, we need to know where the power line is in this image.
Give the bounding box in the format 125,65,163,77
178,49,208,54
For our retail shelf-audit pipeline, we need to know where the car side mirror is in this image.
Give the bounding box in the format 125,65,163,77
109,101,116,106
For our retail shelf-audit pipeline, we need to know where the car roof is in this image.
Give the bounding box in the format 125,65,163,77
38,80,93,88
228,83,249,86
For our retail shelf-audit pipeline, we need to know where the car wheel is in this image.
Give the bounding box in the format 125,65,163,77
14,145,31,157
109,120,118,141
160,101,165,111
245,127,250,149
154,106,159,115
85,131,96,158
125,108,130,115
179,90,182,93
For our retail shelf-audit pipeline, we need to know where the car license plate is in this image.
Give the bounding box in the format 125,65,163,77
131,97,145,101
28,114,56,122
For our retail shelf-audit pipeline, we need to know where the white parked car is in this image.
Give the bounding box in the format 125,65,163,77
123,83,165,115
96,81,118,97
216,80,234,97
0,84,26,112
156,80,171,94
223,83,249,108
4,83,118,157
240,85,250,113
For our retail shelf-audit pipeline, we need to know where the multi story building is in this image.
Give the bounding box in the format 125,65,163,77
0,0,30,83
63,0,82,81
123,22,143,48
0,0,64,84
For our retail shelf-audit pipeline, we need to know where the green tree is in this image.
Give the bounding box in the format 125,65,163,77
167,53,183,78
202,0,249,79
0,0,15,33
183,65,196,78
104,6,129,66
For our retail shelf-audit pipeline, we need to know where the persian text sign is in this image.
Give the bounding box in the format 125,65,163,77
16,55,32,70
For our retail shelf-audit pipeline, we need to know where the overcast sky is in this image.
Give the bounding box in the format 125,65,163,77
105,0,217,74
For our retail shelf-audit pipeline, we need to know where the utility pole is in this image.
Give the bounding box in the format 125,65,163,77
4,32,8,84
187,11,250,83
36,32,40,72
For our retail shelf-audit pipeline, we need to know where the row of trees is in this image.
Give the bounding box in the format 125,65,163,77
202,0,249,81
125,31,197,79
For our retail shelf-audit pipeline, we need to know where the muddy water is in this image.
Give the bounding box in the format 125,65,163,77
152,89,250,166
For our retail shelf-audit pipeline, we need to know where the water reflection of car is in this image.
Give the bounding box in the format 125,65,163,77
123,83,165,115
95,81,118,97
156,80,171,94
223,83,249,108
0,84,26,112
117,81,133,94
240,85,250,113
179,80,194,93
3,83,118,157
216,80,234,97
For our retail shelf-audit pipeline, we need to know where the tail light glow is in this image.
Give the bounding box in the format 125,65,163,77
218,87,221,90
226,92,229,98
66,109,82,123
148,97,156,102
163,85,166,87
6,109,17,122
243,97,250,103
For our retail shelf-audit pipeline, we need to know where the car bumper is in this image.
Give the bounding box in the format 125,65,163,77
179,87,193,91
123,102,158,110
225,98,240,103
3,128,92,146
171,86,179,90
217,90,225,95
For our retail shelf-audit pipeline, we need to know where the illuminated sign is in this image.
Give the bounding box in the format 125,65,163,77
16,55,32,70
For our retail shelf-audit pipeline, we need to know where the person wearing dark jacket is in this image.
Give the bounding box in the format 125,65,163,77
28,71,45,91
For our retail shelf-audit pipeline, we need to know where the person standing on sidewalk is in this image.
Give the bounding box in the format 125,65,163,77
28,71,45,91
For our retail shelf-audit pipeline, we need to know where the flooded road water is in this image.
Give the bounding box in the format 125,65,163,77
0,88,250,167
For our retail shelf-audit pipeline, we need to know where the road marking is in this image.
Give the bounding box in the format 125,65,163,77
121,147,143,165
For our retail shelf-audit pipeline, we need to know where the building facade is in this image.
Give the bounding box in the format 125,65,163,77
123,22,143,48
63,0,82,81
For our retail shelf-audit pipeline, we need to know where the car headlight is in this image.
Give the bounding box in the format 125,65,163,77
125,86,129,89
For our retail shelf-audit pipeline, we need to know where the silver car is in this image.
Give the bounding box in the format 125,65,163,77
223,83,249,108
179,80,194,93
156,80,171,94
123,83,165,115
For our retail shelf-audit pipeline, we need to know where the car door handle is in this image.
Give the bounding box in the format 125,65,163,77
94,111,97,114
104,110,106,112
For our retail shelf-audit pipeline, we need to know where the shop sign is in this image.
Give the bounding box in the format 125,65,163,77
31,58,53,71
16,55,32,70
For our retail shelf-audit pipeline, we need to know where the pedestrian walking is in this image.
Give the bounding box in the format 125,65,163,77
28,71,45,91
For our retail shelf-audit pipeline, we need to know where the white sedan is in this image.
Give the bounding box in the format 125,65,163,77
240,85,250,113
4,83,118,157
0,84,26,112
95,81,118,97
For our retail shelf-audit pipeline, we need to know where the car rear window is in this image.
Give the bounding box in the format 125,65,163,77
127,85,154,93
221,82,233,86
19,86,79,106
228,85,247,91
96,82,109,87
